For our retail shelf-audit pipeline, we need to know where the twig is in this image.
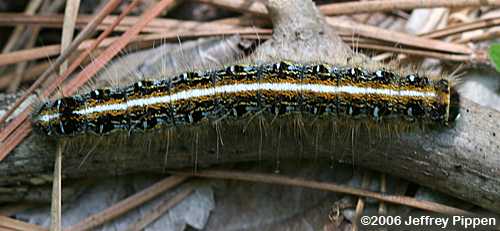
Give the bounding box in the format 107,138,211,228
35,0,144,99
59,0,81,73
0,0,180,162
195,0,267,16
0,215,47,231
0,122,31,162
174,170,472,215
0,0,43,81
65,175,188,231
7,0,50,92
0,0,124,162
458,29,500,43
326,17,472,55
8,46,35,92
352,43,472,62
318,0,500,15
421,15,500,39
0,13,241,33
49,2,80,226
197,0,500,16
0,23,476,68
235,34,474,62
352,173,371,231
7,0,66,92
0,0,121,127
50,142,65,231
61,0,176,94
188,2,495,58
0,27,268,67
378,173,387,215
0,45,61,66
0,0,43,54
42,19,249,97
195,0,478,58
125,188,193,231
2,0,143,91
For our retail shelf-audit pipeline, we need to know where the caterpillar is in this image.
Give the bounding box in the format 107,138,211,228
31,61,452,137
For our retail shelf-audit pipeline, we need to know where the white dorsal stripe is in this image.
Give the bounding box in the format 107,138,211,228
36,83,436,122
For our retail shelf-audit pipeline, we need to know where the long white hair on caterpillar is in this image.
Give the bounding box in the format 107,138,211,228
29,0,461,173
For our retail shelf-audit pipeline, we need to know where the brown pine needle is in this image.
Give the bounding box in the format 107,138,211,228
0,0,43,80
174,170,472,215
422,15,500,39
65,175,188,231
0,44,61,66
62,0,177,95
0,13,241,33
352,43,472,62
326,17,472,55
0,0,130,162
0,0,121,125
0,26,268,66
50,142,65,231
7,0,64,93
197,0,500,16
318,0,500,15
193,0,481,58
59,0,81,73
43,0,144,97
0,0,43,54
125,188,194,231
49,2,80,229
0,215,47,231
196,0,268,16
0,23,475,68
0,117,31,161
0,0,123,155
352,173,371,231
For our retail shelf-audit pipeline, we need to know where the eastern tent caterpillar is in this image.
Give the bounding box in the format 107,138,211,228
31,61,452,137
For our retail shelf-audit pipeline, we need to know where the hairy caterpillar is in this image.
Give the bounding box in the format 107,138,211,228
2,0,497,218
31,61,453,137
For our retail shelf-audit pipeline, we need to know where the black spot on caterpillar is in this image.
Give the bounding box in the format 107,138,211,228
31,61,455,137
